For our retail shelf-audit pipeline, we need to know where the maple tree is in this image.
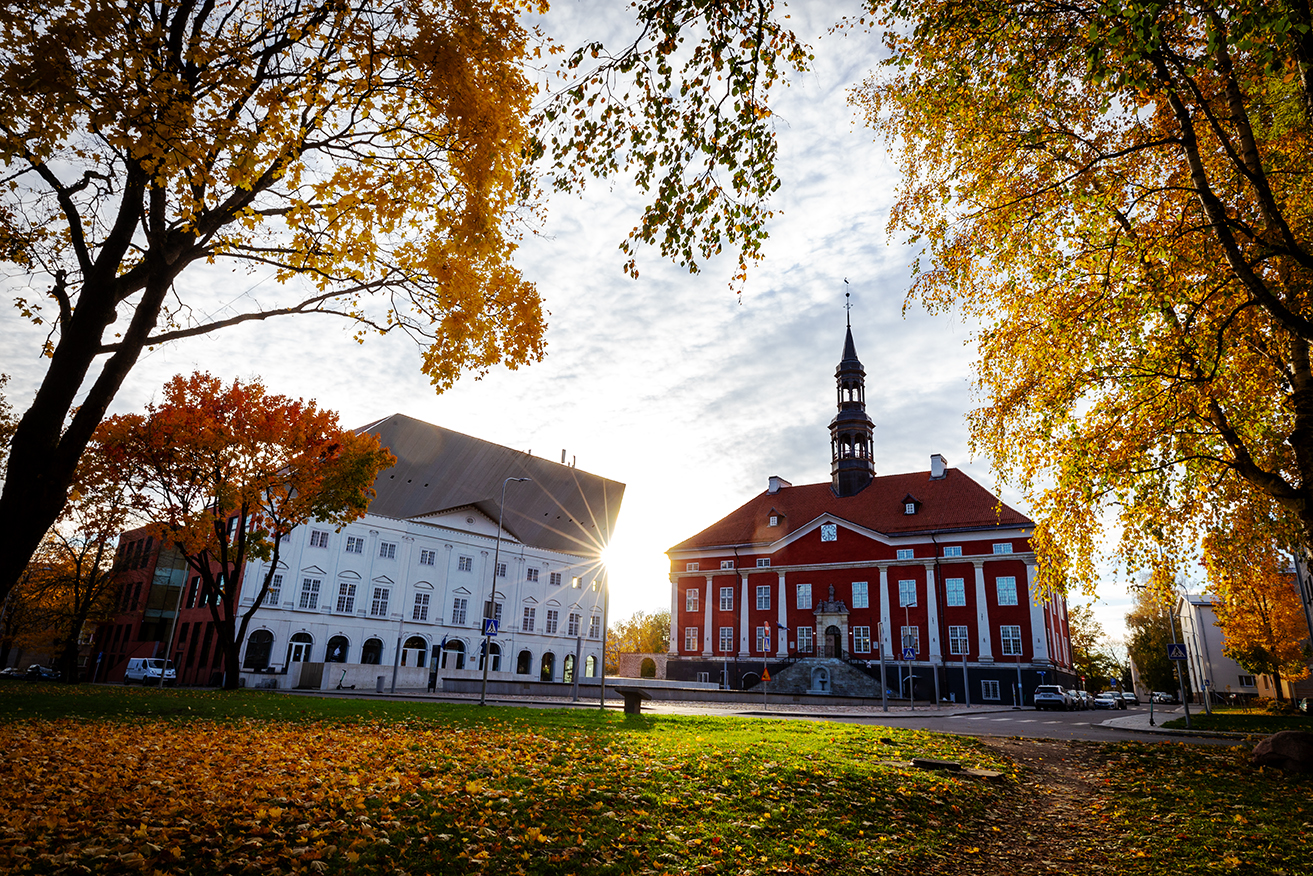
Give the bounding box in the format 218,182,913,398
1125,589,1191,697
101,372,395,689
605,608,670,673
852,0,1313,623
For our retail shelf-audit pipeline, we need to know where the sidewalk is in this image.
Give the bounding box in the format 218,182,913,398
1096,706,1258,740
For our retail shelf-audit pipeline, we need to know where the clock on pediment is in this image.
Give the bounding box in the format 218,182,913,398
820,523,837,542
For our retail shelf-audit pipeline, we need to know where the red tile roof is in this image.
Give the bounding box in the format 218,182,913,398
669,468,1032,552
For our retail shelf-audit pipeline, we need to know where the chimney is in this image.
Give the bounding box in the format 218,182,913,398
767,475,792,494
561,449,567,464
930,454,947,479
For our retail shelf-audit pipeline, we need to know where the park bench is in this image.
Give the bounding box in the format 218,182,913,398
615,686,652,715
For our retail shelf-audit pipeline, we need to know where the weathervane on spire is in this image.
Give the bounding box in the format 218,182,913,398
843,278,852,328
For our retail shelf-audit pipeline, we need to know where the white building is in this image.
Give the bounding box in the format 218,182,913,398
236,414,625,690
1176,592,1259,701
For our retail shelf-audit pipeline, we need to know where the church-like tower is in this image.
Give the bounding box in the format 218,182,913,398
830,319,875,496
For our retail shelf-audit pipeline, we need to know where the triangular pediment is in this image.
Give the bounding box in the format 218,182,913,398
372,574,395,586
410,503,525,544
300,565,326,576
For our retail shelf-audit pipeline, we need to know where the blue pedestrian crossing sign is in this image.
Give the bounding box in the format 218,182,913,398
902,647,915,661
483,617,500,637
1167,643,1187,660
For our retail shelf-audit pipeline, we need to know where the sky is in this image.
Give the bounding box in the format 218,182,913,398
0,2,1150,642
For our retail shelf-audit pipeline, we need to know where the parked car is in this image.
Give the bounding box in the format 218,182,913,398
123,658,176,685
1093,692,1124,710
25,664,60,681
0,666,23,678
1120,691,1141,706
1068,690,1094,709
1034,684,1072,711
1151,691,1177,704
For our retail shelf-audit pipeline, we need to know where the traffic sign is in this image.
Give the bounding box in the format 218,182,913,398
1167,642,1187,660
902,647,915,661
483,617,500,636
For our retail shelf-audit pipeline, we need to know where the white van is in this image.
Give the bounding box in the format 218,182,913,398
123,658,177,685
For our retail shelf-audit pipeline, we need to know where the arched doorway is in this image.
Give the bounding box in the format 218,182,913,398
584,655,596,678
540,652,555,682
825,625,842,658
243,630,273,670
442,640,466,670
640,657,657,678
361,638,383,665
479,642,501,672
517,649,532,675
287,632,313,664
325,636,349,663
563,654,575,683
402,636,427,667
741,672,760,690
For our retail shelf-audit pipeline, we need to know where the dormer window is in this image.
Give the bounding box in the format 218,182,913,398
904,502,916,515
769,515,779,527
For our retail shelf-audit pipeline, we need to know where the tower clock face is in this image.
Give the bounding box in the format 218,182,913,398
820,523,837,542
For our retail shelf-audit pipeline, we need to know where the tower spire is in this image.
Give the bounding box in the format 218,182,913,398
830,292,874,496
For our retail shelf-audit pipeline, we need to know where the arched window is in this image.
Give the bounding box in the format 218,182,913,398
402,635,427,667
478,641,502,672
287,632,313,664
442,640,466,670
243,630,273,670
640,657,657,678
563,654,575,684
325,636,349,663
540,652,555,682
361,638,384,665
584,655,596,678
517,649,532,674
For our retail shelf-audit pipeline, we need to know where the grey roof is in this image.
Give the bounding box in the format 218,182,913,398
356,414,625,558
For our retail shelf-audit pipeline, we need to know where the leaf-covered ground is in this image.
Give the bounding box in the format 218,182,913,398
0,686,1307,875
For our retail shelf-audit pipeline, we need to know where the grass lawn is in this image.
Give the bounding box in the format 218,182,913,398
0,684,1308,875
1159,707,1311,734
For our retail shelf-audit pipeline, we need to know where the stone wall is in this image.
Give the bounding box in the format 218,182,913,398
616,652,668,679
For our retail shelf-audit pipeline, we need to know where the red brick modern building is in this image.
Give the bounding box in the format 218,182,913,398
664,323,1075,704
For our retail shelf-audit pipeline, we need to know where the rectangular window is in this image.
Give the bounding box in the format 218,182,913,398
756,585,771,610
419,548,436,566
589,615,601,638
720,560,734,570
756,558,771,568
719,587,734,610
900,626,920,655
1238,674,1256,687
1001,624,1023,656
756,626,770,653
945,577,966,606
451,598,468,625
719,627,734,652
686,562,699,572
571,576,582,589
852,581,869,609
496,562,507,578
768,515,778,526
309,529,329,548
686,589,699,612
996,576,1018,606
549,572,562,586
345,536,364,554
898,579,917,607
458,556,473,572
484,601,503,624
943,545,962,557
982,679,1000,700
896,548,914,560
522,606,536,632
685,627,699,651
335,582,356,613
370,587,390,617
412,593,430,621
568,613,581,637
526,567,539,583
546,610,559,634
797,583,812,610
904,502,916,515
378,541,396,560
266,573,283,607
853,626,872,653
796,626,813,653
992,542,1013,555
298,577,321,610
949,625,969,656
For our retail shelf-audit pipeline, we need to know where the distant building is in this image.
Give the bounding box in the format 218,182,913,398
97,415,624,689
1177,591,1313,702
664,322,1075,703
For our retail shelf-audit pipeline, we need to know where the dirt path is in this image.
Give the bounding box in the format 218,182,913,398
918,737,1121,875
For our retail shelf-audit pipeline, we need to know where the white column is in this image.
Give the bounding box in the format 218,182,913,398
924,563,941,659
776,573,788,658
1026,562,1050,665
974,560,994,662
878,565,892,655
738,574,750,657
668,575,679,656
702,576,713,657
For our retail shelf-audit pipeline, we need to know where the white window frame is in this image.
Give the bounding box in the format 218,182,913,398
720,560,734,570
451,597,468,626
526,567,539,583
900,626,920,655
685,626,699,651
768,515,778,526
545,609,559,634
898,579,916,608
943,545,962,557
904,502,916,515
852,626,872,653
982,679,1001,700
719,627,734,653
418,548,436,566
568,613,581,637
589,615,601,638
756,585,771,610
265,573,283,607
378,541,397,560
549,572,562,587
496,562,507,578
719,587,734,611
1001,624,1023,656
796,626,813,653
335,582,356,613
522,606,536,632
686,562,699,572
309,529,329,548
948,625,969,655
945,577,966,607
796,583,812,610
896,548,913,560
345,536,364,554
686,588,699,612
298,577,321,610
992,542,1013,555
852,581,869,609
458,556,473,572
370,587,390,617
412,592,430,621
756,626,770,653
756,558,771,568
996,576,1018,606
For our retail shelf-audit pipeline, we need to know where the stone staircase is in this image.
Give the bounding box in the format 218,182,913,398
769,658,881,697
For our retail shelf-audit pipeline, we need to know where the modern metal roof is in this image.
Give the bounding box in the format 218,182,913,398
356,414,625,558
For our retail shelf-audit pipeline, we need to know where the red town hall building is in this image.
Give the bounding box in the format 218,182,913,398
664,324,1075,704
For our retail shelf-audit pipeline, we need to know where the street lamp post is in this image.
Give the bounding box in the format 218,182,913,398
480,476,530,706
